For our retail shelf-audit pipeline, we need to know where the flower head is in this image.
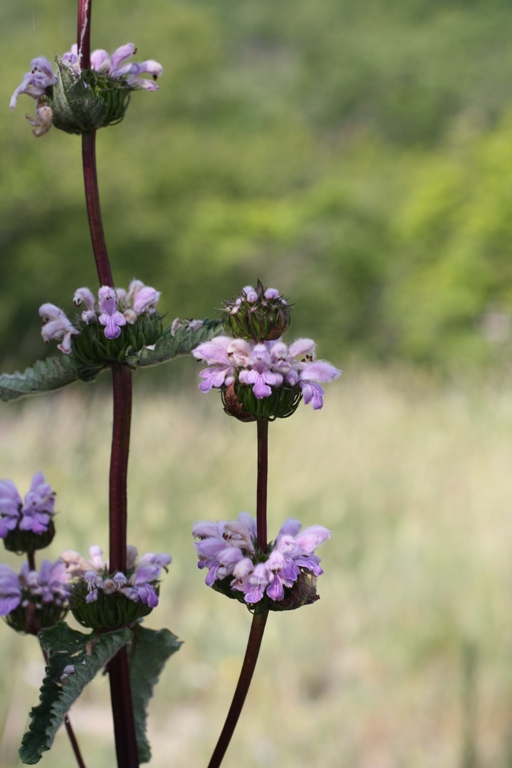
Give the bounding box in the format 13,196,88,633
10,44,163,136
0,472,56,553
193,514,330,612
62,545,171,629
0,559,69,633
223,281,291,341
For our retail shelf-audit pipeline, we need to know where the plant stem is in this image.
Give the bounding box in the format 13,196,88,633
77,0,92,70
64,716,87,768
206,611,268,768
109,363,132,573
108,647,139,768
206,419,270,768
81,131,114,287
256,419,268,552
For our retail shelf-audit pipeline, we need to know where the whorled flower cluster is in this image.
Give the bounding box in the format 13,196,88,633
0,473,56,553
193,336,340,411
10,43,162,136
193,513,331,611
39,279,161,354
0,559,69,632
61,546,171,629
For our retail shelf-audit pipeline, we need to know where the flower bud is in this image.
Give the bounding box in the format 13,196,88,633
222,281,291,341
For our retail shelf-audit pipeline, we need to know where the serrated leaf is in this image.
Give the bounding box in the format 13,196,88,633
0,355,80,403
19,622,132,765
126,318,223,368
129,625,182,763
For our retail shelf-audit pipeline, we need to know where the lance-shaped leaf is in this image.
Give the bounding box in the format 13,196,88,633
129,625,182,763
0,355,81,403
126,318,223,368
19,622,132,765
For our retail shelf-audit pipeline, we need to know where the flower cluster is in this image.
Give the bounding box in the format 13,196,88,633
223,282,291,341
0,473,56,553
61,545,171,629
0,559,69,633
193,513,331,612
39,280,162,366
10,43,162,136
193,336,340,417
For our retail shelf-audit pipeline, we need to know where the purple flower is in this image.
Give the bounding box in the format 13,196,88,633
239,343,283,399
61,43,163,89
9,57,56,111
73,287,97,324
0,559,69,622
98,286,127,339
0,565,23,615
0,473,56,538
193,513,331,606
193,337,250,392
39,303,79,354
63,545,170,609
132,285,161,314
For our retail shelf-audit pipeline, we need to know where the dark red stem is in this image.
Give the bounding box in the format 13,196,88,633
77,0,92,70
109,363,132,573
81,132,114,287
206,419,270,768
206,611,268,768
256,420,268,552
108,648,139,768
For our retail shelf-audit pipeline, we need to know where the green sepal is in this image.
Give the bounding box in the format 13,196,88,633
48,58,132,134
127,318,222,368
3,521,55,555
129,625,182,763
222,382,302,422
19,622,131,764
212,570,320,614
0,355,81,403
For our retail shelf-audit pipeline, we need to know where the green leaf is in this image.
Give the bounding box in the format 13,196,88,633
129,625,182,763
126,318,222,368
19,622,132,765
0,356,80,403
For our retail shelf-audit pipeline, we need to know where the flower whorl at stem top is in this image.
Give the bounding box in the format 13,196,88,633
193,336,340,419
61,545,171,629
10,43,163,136
193,513,331,612
40,280,162,368
0,559,69,633
0,472,56,553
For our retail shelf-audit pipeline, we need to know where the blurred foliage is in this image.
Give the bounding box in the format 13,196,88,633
2,0,512,369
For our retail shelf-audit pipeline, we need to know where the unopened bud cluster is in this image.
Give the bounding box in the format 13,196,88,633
0,560,69,634
39,279,162,369
10,43,162,137
61,545,171,630
0,473,56,554
193,282,340,421
193,513,330,613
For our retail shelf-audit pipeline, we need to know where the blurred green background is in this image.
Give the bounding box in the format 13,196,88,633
3,0,512,371
2,1,512,767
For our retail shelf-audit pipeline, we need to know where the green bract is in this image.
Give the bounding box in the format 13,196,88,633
223,281,292,342
3,522,55,556
46,57,132,134
222,381,302,422
69,579,157,631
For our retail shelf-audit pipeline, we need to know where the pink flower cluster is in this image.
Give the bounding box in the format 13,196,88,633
193,513,331,605
39,279,161,351
193,336,340,410
10,43,163,121
0,559,68,618
0,472,56,539
61,545,171,608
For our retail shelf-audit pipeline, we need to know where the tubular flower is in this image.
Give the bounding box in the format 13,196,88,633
193,335,340,419
39,303,79,354
10,44,163,136
61,545,171,630
0,472,56,553
193,514,331,612
0,559,69,633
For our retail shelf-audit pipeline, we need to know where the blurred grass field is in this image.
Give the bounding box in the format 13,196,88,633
1,364,512,767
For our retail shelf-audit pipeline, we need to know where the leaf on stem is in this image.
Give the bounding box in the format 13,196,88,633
0,356,80,403
19,621,132,765
129,625,182,763
127,319,222,368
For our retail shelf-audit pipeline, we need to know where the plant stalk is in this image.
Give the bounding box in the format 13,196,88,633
81,131,114,287
206,419,270,768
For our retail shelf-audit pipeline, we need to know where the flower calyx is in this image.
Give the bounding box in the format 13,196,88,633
61,545,171,630
0,472,56,554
